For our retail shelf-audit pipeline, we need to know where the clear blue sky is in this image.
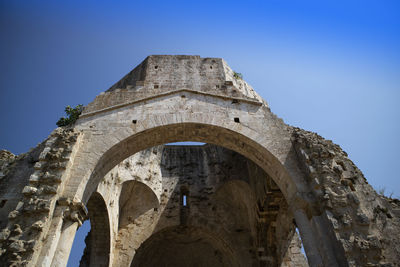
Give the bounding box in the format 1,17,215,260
1,1,399,265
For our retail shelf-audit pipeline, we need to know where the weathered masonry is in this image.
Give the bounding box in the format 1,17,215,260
0,55,399,267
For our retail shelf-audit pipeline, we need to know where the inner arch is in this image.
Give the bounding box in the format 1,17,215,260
119,180,159,229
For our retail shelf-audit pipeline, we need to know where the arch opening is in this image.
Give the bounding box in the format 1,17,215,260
69,116,310,266
104,144,295,266
279,227,309,267
68,192,111,267
81,122,297,205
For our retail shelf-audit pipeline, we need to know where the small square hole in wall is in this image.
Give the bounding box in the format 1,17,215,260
210,66,213,69
181,95,186,98
154,85,159,89
154,66,158,69
234,117,240,123
216,85,219,88
132,120,137,124
232,99,239,104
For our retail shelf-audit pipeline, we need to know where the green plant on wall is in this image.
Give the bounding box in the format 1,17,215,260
233,71,243,80
56,104,83,127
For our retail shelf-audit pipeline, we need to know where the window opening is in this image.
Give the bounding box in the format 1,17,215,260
180,186,189,207
183,194,187,206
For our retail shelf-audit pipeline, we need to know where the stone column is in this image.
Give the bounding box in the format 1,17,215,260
50,221,79,267
293,208,323,267
50,198,88,267
35,207,65,267
311,214,347,267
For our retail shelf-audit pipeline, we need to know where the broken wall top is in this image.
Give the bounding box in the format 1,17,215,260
83,55,266,115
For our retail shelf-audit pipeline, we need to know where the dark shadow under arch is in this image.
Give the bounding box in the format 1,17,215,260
130,226,238,267
213,179,257,232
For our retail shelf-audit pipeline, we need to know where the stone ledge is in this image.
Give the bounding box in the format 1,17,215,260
80,88,263,119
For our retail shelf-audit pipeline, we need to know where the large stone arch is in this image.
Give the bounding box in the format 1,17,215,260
3,56,399,267
56,72,327,266
70,113,304,205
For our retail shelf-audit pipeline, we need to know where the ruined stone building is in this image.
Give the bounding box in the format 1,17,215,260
0,55,399,267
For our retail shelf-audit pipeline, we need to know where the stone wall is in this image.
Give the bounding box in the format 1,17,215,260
291,127,400,266
0,128,82,266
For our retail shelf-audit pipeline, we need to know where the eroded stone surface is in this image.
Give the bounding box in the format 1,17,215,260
291,128,400,266
0,128,81,266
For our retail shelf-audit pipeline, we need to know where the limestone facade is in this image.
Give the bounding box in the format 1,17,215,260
0,55,399,267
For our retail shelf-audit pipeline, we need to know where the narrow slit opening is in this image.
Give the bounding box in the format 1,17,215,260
183,195,187,206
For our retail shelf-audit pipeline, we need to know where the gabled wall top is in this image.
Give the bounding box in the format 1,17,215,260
83,55,266,116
